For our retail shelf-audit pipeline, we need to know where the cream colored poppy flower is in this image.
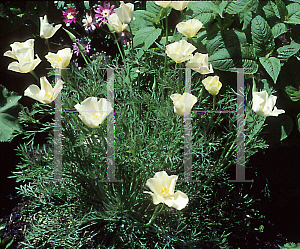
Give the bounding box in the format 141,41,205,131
24,76,63,104
114,1,135,24
186,53,214,74
45,48,72,68
169,1,190,11
144,171,189,210
166,39,196,63
40,15,62,39
154,1,172,8
252,91,285,117
202,76,222,95
107,13,128,33
170,92,197,116
74,97,113,128
176,19,202,38
3,39,41,73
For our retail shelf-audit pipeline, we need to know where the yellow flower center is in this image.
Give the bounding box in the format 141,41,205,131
67,13,74,20
102,10,110,17
43,93,52,98
57,58,62,63
200,62,203,66
93,114,100,118
160,187,170,197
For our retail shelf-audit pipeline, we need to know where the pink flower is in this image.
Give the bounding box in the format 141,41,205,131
73,38,91,56
82,13,96,32
62,6,79,26
95,2,115,26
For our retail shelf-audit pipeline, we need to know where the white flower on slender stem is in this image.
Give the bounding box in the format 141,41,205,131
107,13,128,33
144,171,189,210
186,53,214,74
24,76,63,104
202,76,222,95
154,1,172,8
114,1,135,24
170,92,197,116
252,90,285,117
3,39,41,73
40,15,62,39
176,19,203,38
169,1,190,11
45,48,72,68
74,97,113,128
166,39,196,63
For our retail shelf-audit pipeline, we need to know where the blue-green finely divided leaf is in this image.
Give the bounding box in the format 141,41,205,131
251,15,275,56
276,40,300,62
272,23,288,38
259,57,281,83
0,85,22,142
285,3,300,24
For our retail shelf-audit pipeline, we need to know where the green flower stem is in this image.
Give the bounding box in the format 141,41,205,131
127,133,135,157
164,8,168,75
45,39,50,51
197,85,204,108
206,95,216,134
178,63,182,93
213,95,216,111
144,204,165,227
128,24,134,59
30,71,39,82
112,32,125,62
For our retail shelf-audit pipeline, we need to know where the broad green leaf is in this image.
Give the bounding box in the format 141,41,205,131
186,1,217,24
130,10,154,35
214,1,229,17
209,45,258,74
259,57,281,83
285,3,300,24
297,113,300,133
206,29,247,55
0,85,22,142
272,23,288,38
285,86,300,101
276,40,300,61
261,114,293,145
133,27,162,58
146,1,172,22
251,15,275,56
225,0,258,19
275,0,288,21
263,1,281,19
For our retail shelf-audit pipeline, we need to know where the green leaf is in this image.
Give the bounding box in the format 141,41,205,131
214,1,229,18
0,85,22,142
285,3,300,24
275,0,288,21
130,10,154,35
285,85,300,101
259,57,281,83
186,1,217,24
276,40,300,61
146,1,171,23
84,1,89,9
251,15,275,56
133,27,162,59
272,23,288,38
261,114,293,145
206,29,247,55
209,44,258,74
